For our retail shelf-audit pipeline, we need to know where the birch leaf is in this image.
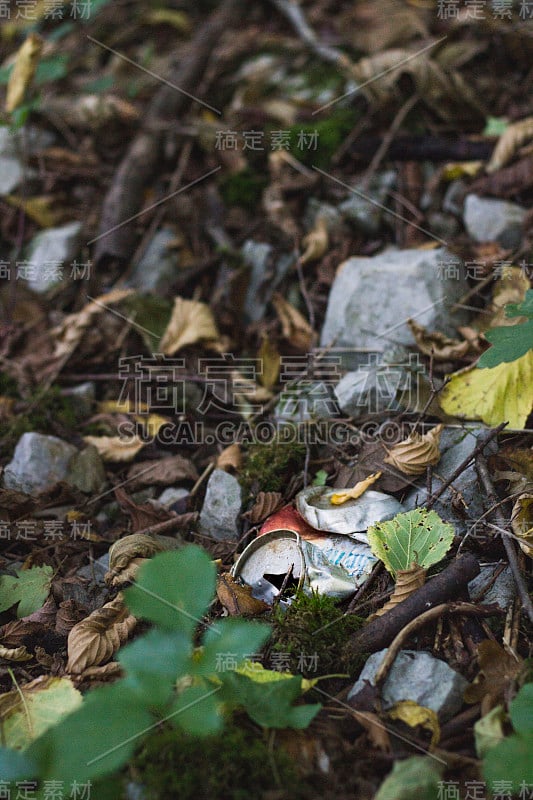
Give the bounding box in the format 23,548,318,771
439,350,533,429
6,34,43,113
160,297,220,355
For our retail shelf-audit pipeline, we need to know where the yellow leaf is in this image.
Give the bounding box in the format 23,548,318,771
511,493,533,557
144,8,191,32
388,700,441,747
441,161,483,181
440,351,533,430
160,297,220,355
330,471,382,504
300,215,329,265
272,293,314,351
4,195,64,228
6,33,43,113
257,335,280,390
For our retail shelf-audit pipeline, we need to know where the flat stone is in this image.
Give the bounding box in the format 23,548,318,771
468,564,515,610
320,247,469,352
3,433,78,495
463,195,526,249
125,228,179,294
199,469,243,541
348,649,468,721
0,127,54,195
339,171,396,236
443,179,467,217
157,487,189,510
67,445,106,494
242,240,295,323
25,221,82,294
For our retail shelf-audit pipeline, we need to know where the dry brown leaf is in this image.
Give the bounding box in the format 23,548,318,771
106,533,182,586
407,319,471,360
216,573,270,616
480,266,530,332
0,645,32,662
300,216,329,266
66,594,137,674
82,434,145,463
243,491,284,524
511,492,533,557
44,93,139,130
216,444,242,472
464,640,522,715
272,293,315,351
77,662,123,681
114,486,174,532
471,155,533,199
160,297,220,355
126,455,198,488
330,472,382,505
258,335,280,390
383,425,443,475
6,34,43,113
348,0,428,54
52,289,133,362
487,116,533,173
373,564,426,617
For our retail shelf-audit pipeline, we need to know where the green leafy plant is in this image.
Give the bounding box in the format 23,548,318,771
0,565,54,617
477,290,533,368
0,546,320,794
367,508,454,576
483,682,533,792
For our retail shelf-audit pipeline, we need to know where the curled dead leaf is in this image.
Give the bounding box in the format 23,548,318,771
66,594,137,674
106,533,182,586
272,293,315,351
383,425,443,475
487,116,533,173
216,573,269,616
300,216,329,266
511,492,533,557
160,297,220,355
82,434,145,463
407,319,471,361
0,645,32,662
243,491,284,524
464,640,522,715
373,564,426,617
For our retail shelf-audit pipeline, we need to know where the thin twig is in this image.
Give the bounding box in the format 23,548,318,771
361,94,419,190
476,454,533,624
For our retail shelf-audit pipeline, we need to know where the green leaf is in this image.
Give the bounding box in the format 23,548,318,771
118,628,192,708
220,672,320,729
477,320,533,368
374,756,444,800
506,290,533,319
120,294,173,353
35,56,69,86
196,618,270,677
483,733,533,793
0,747,37,781
367,509,454,576
27,683,153,783
0,566,54,617
509,682,533,737
169,685,224,736
312,469,328,486
124,545,216,635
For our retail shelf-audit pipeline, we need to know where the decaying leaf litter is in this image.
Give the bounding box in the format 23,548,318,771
0,1,533,797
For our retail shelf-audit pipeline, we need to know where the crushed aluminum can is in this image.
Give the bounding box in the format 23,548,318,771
232,528,375,602
296,485,404,544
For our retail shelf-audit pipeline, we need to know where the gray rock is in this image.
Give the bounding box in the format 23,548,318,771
443,179,467,217
125,228,179,294
199,469,243,541
3,433,106,496
403,426,498,536
25,221,82,293
304,198,343,234
320,247,469,351
242,240,295,323
348,649,468,721
339,171,396,235
62,381,95,418
0,126,54,195
427,211,460,241
468,564,515,610
334,346,425,417
274,380,340,423
157,487,189,508
3,433,78,494
67,445,106,494
463,195,526,249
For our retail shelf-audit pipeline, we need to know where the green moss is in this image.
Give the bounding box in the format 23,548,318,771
240,438,306,494
269,589,364,677
130,720,304,800
219,167,268,208
0,372,19,397
1,385,79,450
286,108,356,169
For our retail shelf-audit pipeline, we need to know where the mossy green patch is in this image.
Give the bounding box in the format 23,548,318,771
269,589,365,677
240,438,306,495
286,108,356,169
130,720,305,800
219,167,268,209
